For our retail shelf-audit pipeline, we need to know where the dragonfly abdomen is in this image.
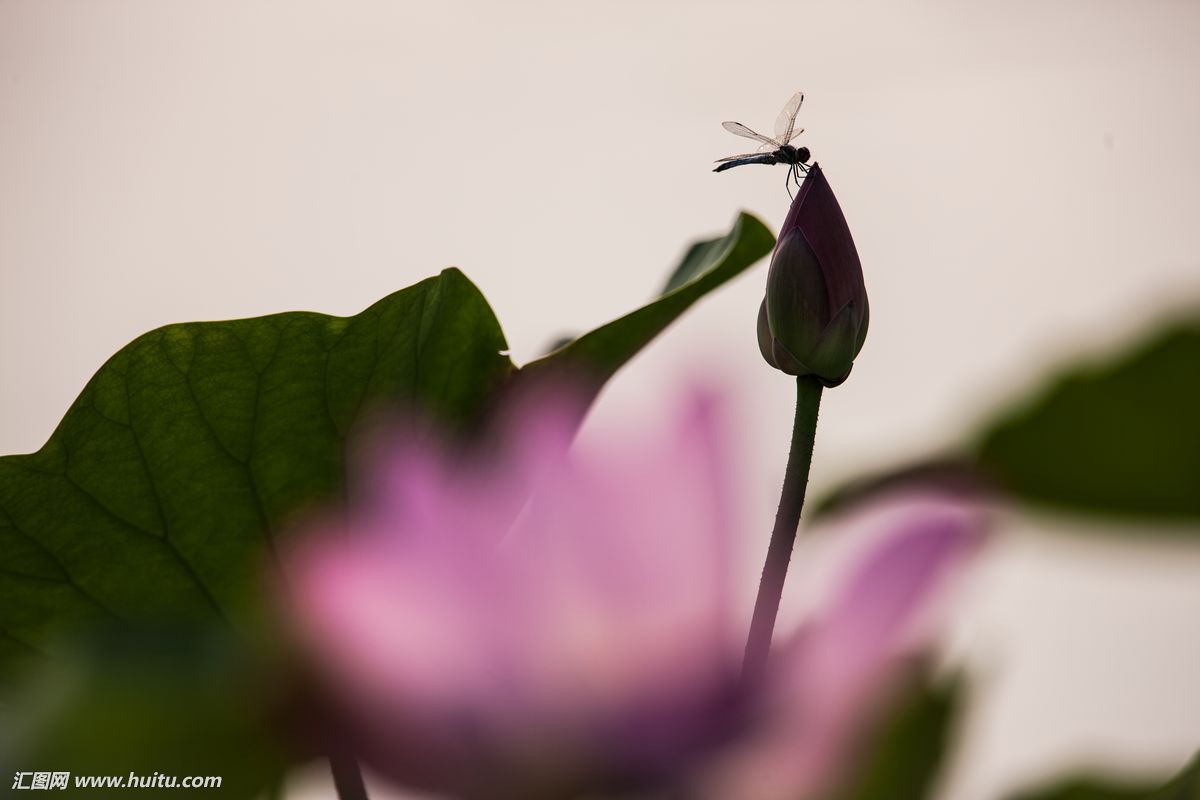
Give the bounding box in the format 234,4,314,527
713,153,780,173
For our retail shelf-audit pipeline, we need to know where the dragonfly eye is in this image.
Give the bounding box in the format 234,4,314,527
796,146,811,163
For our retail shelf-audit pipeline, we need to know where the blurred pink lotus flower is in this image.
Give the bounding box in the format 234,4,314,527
285,385,984,800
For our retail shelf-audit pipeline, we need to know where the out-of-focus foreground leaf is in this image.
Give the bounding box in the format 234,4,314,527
834,676,962,800
523,212,774,388
977,320,1200,522
1008,752,1200,800
0,268,512,681
814,316,1200,527
0,625,286,799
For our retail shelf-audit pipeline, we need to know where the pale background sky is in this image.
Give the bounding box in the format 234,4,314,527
1,1,1199,798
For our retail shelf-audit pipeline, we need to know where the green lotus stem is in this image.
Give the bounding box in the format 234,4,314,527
743,375,823,678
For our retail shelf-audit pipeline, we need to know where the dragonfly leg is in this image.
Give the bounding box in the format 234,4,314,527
794,163,807,190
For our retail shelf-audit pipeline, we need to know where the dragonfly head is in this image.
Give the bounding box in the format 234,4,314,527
795,146,811,164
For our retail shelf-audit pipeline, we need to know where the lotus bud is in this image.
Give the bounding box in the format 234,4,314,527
758,164,869,387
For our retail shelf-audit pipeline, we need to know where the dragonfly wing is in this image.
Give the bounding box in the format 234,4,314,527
722,121,781,147
785,127,805,144
775,91,805,143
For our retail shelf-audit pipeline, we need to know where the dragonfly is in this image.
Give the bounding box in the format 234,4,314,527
714,91,811,197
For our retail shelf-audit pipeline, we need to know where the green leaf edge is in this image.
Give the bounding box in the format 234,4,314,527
521,211,774,386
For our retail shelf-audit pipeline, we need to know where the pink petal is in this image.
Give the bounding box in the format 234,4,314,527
700,493,987,800
284,382,744,795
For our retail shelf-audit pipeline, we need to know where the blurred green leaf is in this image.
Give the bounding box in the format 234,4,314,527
835,676,962,800
523,212,774,386
813,316,1200,528
810,456,991,519
0,268,513,678
0,625,286,799
1009,752,1200,800
977,319,1200,522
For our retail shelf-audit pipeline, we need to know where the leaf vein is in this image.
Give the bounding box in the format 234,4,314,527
121,366,234,627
